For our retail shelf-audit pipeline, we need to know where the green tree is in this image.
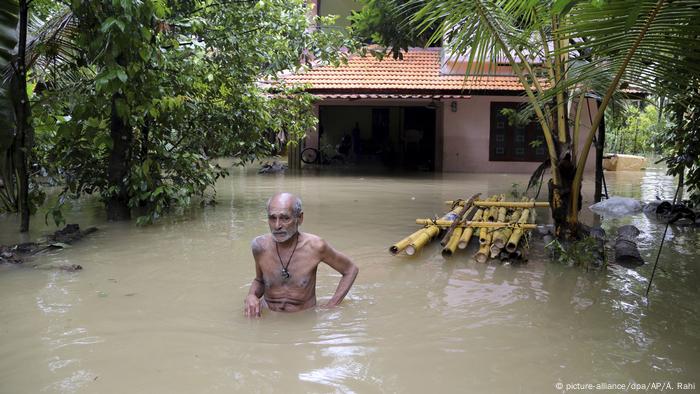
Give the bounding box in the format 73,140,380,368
12,0,349,226
0,0,37,232
353,0,700,237
606,101,672,155
350,0,432,59
661,78,700,206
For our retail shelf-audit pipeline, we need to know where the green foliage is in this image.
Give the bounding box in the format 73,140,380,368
509,182,522,199
24,0,350,225
546,236,600,269
661,79,700,207
355,0,700,236
0,0,18,70
349,0,432,59
606,100,672,155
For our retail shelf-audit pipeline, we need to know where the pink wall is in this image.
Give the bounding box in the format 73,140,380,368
308,96,599,174
442,96,597,174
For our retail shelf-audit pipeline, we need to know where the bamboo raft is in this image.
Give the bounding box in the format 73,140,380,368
389,194,549,263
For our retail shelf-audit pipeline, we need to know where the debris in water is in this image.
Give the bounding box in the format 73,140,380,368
589,196,642,218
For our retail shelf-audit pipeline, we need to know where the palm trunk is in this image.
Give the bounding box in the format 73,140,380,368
594,99,606,203
567,0,667,234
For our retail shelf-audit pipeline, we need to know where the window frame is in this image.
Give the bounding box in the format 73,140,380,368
489,102,547,162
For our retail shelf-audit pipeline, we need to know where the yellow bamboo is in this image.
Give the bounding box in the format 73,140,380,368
491,212,515,248
493,209,523,249
441,227,463,258
447,201,550,208
415,219,537,229
506,207,532,253
406,225,440,255
489,205,508,246
491,228,506,249
490,243,502,259
487,195,504,221
458,209,483,249
404,205,462,255
496,206,507,223
440,194,480,246
474,231,492,263
389,227,430,255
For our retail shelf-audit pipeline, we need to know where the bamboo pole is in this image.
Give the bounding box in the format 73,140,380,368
496,206,507,223
489,206,508,247
506,203,533,253
493,197,528,249
389,227,430,255
474,231,492,263
492,209,522,249
486,195,504,222
441,227,463,258
415,219,537,229
479,227,490,245
458,209,483,249
404,205,463,256
446,201,550,208
405,225,440,256
440,193,480,246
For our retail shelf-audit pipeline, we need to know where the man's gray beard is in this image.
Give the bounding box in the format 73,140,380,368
273,229,298,243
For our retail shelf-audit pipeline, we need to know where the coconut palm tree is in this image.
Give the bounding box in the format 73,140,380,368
410,0,700,237
1,1,76,231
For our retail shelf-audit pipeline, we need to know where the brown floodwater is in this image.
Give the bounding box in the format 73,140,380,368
1,163,698,393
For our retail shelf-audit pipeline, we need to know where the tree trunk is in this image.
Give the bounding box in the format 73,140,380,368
549,154,579,239
594,99,606,203
14,0,31,232
106,93,132,221
140,120,149,163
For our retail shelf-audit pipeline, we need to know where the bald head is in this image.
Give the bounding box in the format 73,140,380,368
267,192,303,218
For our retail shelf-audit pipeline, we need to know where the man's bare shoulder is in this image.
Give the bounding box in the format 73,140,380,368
251,235,271,255
300,232,328,251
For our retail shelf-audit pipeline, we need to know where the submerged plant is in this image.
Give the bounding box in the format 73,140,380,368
509,182,522,199
546,236,602,269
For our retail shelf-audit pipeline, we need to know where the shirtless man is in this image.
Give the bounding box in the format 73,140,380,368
244,192,359,317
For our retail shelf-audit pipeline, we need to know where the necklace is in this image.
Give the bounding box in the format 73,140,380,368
275,233,299,280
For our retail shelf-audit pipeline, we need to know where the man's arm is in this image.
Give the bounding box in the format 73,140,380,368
245,237,265,317
319,239,359,307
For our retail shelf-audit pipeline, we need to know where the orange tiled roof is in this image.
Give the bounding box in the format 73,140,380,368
281,48,526,93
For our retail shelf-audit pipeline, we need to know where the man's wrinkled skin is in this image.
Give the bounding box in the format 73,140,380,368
244,193,359,317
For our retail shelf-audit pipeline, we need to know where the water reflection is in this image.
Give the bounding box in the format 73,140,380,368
0,166,698,392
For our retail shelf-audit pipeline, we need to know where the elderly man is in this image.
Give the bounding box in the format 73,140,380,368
244,192,358,317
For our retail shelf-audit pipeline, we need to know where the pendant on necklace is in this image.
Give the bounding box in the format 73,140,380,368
281,268,290,279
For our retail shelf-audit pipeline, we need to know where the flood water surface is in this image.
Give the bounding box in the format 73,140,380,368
1,166,699,393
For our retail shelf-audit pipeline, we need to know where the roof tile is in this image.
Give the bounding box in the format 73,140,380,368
281,48,526,92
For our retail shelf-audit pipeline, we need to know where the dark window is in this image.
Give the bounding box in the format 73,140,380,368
489,102,547,162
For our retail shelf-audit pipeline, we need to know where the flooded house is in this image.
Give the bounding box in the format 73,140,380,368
282,1,600,173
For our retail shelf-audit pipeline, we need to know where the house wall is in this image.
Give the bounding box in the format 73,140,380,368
318,0,359,28
308,97,598,174
442,96,597,173
307,0,359,28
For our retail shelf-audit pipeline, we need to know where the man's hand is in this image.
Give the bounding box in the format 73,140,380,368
244,294,262,318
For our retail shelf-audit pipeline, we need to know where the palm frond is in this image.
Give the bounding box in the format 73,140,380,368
0,0,18,71
2,7,81,87
558,0,700,103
